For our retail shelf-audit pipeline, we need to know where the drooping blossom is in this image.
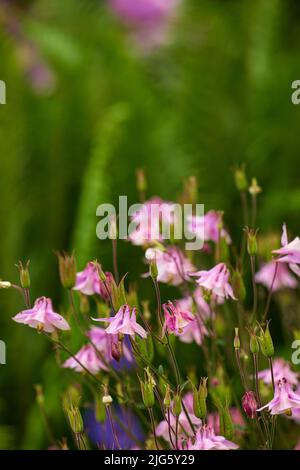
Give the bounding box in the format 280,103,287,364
129,197,178,246
257,359,299,386
174,295,210,345
187,210,231,245
92,304,147,339
257,378,300,416
180,425,238,450
156,392,201,443
273,224,300,277
108,0,179,51
255,261,297,291
145,246,195,286
73,262,112,298
191,263,236,301
242,391,258,419
63,344,108,375
12,297,70,333
162,301,194,335
88,326,133,363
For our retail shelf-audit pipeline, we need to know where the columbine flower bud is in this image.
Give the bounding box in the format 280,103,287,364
242,391,258,419
145,248,158,279
0,281,11,289
234,328,240,350
111,340,122,362
102,385,113,406
172,391,182,417
234,166,248,192
139,368,155,408
163,385,171,408
258,322,274,358
63,387,84,434
249,331,259,355
16,260,30,288
136,168,147,195
245,228,258,256
56,252,76,289
232,270,246,301
192,377,208,420
249,178,262,196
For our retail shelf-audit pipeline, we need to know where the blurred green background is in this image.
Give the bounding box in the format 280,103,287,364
1,0,300,449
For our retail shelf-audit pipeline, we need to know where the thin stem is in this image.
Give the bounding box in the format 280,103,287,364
250,255,258,319
106,405,121,450
262,263,278,323
148,407,159,450
167,408,176,450
175,415,179,450
235,349,248,391
269,357,275,392
112,238,119,285
253,353,272,449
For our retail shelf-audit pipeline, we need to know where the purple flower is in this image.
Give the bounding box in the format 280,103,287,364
258,378,300,416
73,262,112,298
162,300,194,335
191,263,236,301
145,246,195,286
92,304,147,339
257,358,299,386
255,261,297,291
181,425,238,450
273,224,300,277
109,0,178,25
187,210,231,245
63,343,108,375
12,296,70,333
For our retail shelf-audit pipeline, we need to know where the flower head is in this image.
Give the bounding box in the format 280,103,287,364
12,297,70,333
181,425,238,450
162,300,194,335
73,262,112,298
88,326,132,363
92,304,147,339
63,344,107,375
145,246,195,286
187,210,231,245
273,224,300,277
255,261,297,291
257,358,299,386
257,378,300,416
191,263,236,301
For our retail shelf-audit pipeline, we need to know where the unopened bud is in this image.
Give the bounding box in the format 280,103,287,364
245,228,258,256
0,281,11,289
16,260,30,289
193,377,208,420
258,322,274,358
164,385,171,408
249,331,259,355
102,385,113,406
234,166,248,192
232,270,246,301
56,252,76,289
172,392,182,417
249,178,262,196
242,391,258,419
111,340,122,362
234,328,240,350
139,368,155,408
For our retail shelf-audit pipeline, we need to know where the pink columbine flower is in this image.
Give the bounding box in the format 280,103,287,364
272,224,300,277
187,211,231,245
162,300,194,335
191,263,236,300
255,261,297,291
92,304,147,339
145,246,195,286
63,344,108,375
257,358,299,386
88,326,133,363
129,197,178,246
73,262,113,298
156,392,202,443
257,378,300,416
171,295,210,345
181,425,238,450
12,297,70,333
108,0,179,52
